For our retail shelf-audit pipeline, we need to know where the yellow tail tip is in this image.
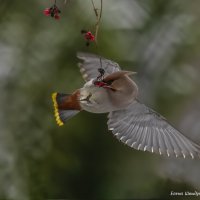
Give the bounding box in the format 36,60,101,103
52,92,64,126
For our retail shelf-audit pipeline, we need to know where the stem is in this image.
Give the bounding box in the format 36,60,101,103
91,0,103,44
99,0,103,20
91,0,98,17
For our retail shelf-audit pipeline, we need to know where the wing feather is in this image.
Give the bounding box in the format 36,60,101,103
77,52,121,81
107,101,200,159
152,127,159,154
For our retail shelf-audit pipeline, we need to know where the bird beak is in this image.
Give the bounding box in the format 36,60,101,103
126,71,137,76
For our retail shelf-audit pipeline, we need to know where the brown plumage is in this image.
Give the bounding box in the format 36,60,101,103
57,90,81,110
103,71,136,82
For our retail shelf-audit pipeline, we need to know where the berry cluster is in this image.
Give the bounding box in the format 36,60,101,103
43,0,101,46
81,30,95,46
43,5,61,20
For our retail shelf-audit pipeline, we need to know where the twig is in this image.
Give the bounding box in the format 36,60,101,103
91,0,103,44
91,0,98,17
99,0,103,19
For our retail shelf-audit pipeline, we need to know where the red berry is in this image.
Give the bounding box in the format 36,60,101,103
84,31,95,41
90,35,95,41
94,81,108,87
43,5,61,20
43,8,51,16
54,14,60,20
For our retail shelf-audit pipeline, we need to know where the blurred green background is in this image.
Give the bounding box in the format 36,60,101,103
1,0,200,199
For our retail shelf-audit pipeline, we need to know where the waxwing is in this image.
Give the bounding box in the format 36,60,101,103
52,52,200,159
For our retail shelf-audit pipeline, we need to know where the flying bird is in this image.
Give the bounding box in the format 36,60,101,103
52,52,200,159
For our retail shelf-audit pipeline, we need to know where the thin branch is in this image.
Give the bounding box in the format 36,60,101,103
91,0,98,17
91,0,103,44
99,0,103,20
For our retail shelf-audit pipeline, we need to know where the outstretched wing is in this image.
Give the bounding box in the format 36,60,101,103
107,101,200,159
77,52,121,82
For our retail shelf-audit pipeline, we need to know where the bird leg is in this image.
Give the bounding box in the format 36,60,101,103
96,68,105,81
80,93,92,103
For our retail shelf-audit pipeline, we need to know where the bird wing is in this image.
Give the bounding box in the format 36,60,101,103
77,52,121,82
107,101,200,159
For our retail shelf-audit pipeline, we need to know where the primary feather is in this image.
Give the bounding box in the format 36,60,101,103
108,101,200,159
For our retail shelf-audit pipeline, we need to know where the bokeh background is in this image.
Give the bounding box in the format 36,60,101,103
1,0,200,199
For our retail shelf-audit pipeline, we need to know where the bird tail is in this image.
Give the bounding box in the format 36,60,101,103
52,92,81,126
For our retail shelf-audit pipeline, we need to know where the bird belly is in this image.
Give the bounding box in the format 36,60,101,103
81,103,113,113
79,86,116,113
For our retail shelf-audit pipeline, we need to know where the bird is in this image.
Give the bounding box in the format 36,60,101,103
52,52,200,159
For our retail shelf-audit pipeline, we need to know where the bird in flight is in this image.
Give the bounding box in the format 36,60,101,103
52,52,200,159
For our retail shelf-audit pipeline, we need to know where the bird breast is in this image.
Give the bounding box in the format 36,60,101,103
79,82,115,113
108,75,138,109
